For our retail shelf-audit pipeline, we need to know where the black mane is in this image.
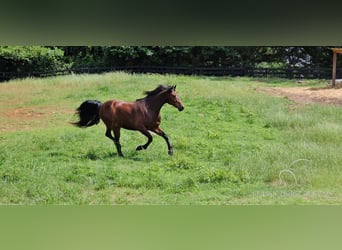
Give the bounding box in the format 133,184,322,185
136,85,173,101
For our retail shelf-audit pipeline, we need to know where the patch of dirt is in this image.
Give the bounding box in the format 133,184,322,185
259,86,342,106
0,106,74,132
5,107,64,120
5,107,51,119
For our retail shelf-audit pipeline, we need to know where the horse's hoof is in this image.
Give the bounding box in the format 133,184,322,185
136,145,144,151
168,150,173,156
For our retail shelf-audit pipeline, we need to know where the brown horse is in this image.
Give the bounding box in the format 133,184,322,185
72,85,184,157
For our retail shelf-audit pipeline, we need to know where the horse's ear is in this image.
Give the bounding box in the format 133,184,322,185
167,86,173,92
174,85,177,90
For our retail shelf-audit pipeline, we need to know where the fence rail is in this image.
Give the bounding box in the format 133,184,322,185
1,66,342,82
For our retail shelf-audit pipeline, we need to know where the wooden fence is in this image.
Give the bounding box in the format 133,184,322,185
1,66,341,82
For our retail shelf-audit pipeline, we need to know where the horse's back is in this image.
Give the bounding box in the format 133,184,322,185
99,100,142,129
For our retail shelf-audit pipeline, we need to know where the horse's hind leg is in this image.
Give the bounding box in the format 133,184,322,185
105,127,124,157
113,128,124,157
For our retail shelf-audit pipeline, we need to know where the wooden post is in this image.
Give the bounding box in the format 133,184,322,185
332,50,337,87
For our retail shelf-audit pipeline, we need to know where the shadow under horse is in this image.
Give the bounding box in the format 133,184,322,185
72,85,184,157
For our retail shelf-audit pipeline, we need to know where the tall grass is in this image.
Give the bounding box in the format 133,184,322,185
0,73,341,204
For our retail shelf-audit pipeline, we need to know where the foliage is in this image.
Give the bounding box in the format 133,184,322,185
1,46,341,74
59,46,342,69
0,46,69,73
266,46,341,68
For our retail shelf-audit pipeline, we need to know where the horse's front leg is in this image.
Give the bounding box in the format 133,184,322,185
136,130,153,151
153,128,173,156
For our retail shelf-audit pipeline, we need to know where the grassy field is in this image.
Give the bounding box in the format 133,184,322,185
0,72,341,204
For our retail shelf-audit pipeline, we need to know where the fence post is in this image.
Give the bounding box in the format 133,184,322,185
332,50,337,87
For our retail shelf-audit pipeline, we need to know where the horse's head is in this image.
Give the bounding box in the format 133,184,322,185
166,85,184,111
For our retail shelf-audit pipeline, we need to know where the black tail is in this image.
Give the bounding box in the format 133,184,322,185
72,100,102,127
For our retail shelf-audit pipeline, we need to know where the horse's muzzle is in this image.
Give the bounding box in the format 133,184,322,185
178,106,184,111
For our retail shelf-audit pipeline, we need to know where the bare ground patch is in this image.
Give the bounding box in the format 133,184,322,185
0,106,73,132
259,86,342,106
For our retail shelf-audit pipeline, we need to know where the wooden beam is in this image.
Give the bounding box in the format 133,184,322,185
331,48,342,54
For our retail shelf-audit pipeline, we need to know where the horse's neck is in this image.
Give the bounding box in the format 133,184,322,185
143,95,167,114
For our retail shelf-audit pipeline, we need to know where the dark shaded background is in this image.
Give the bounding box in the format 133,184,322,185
1,0,342,45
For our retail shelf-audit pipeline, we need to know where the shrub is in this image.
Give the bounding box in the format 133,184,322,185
0,46,69,73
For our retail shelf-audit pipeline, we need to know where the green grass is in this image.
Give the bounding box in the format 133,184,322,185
0,72,341,204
